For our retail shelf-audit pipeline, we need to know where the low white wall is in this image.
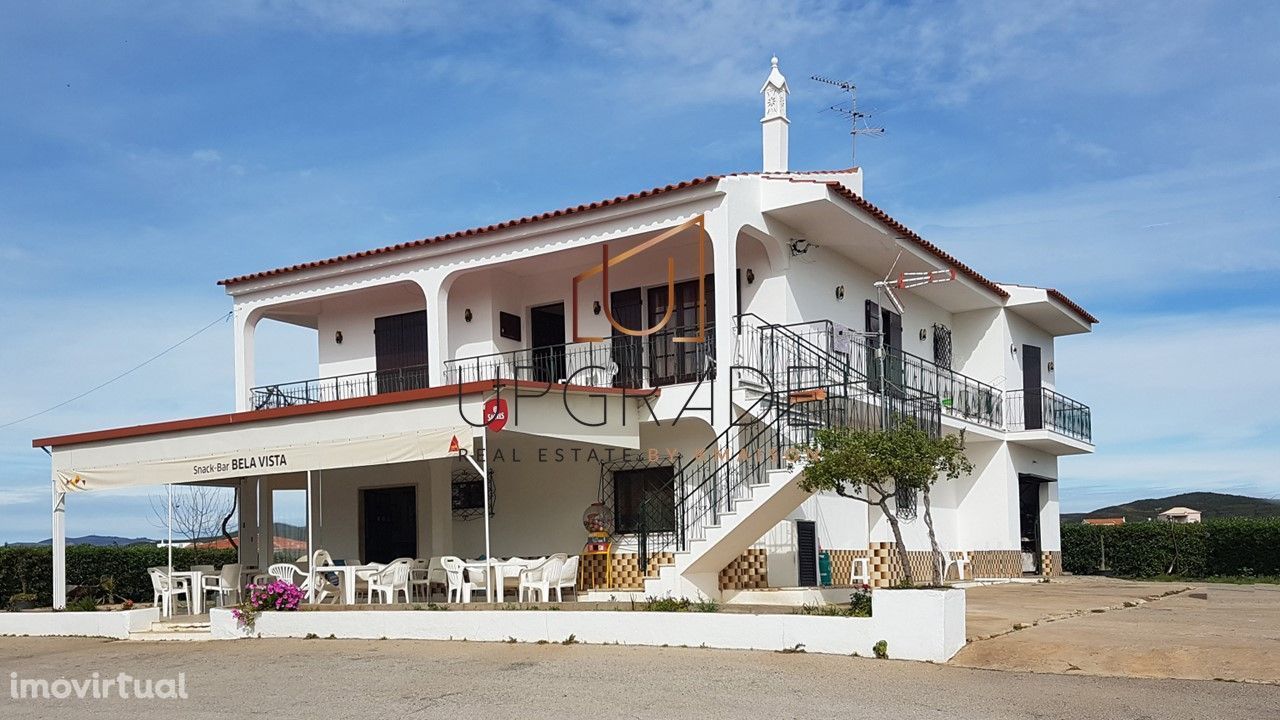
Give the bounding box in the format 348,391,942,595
0,607,159,640
210,588,965,662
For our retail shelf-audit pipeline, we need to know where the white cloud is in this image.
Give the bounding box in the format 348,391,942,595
191,148,222,163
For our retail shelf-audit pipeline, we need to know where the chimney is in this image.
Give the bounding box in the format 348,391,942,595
760,55,789,173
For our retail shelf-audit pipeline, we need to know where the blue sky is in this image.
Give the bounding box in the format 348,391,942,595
1,1,1278,542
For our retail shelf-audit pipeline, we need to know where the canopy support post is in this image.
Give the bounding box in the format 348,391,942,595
51,474,66,611
306,469,314,604
166,483,174,616
463,428,493,603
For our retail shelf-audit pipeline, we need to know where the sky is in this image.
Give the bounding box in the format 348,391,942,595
1,0,1278,542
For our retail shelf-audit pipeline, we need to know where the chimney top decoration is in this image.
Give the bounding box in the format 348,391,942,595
761,55,790,173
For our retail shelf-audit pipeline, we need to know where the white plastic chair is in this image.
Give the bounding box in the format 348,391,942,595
462,561,490,603
409,559,434,601
556,556,579,601
940,551,971,582
850,558,870,585
518,554,566,602
268,563,304,585
367,559,412,604
148,567,191,617
440,557,466,603
203,563,242,607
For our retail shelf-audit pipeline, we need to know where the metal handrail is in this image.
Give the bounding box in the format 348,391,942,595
1005,387,1092,442
442,323,716,388
249,363,432,410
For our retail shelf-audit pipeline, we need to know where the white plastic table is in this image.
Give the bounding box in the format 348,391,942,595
312,564,381,605
464,559,531,603
168,570,205,615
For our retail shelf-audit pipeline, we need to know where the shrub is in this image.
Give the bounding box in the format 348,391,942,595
642,596,719,612
872,640,888,659
1061,518,1280,578
0,546,238,606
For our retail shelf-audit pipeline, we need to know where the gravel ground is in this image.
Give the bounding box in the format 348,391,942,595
955,579,1280,684
1,636,1277,719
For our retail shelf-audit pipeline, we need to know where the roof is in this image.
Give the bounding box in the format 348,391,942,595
1158,507,1200,516
217,175,729,286
215,167,1095,324
217,169,861,287
1047,288,1099,325
1083,517,1126,525
818,181,1010,301
32,380,644,449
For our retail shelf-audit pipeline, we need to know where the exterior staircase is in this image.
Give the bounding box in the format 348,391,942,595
126,619,216,642
641,315,939,600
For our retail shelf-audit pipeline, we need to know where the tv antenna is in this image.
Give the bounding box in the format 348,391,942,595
811,75,884,165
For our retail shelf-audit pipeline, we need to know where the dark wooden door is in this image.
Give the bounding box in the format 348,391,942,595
374,310,429,393
530,303,566,383
362,486,417,563
610,287,644,388
796,520,818,586
865,300,903,395
1022,344,1042,430
1018,477,1042,574
648,276,714,385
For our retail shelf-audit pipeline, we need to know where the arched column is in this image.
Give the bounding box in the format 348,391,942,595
233,306,264,412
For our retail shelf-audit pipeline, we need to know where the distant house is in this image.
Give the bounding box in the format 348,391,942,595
1157,507,1202,524
1083,517,1125,526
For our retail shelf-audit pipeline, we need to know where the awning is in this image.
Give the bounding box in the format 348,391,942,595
56,425,467,493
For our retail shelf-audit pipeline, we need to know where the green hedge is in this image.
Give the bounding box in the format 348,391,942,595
1062,517,1280,578
0,545,238,606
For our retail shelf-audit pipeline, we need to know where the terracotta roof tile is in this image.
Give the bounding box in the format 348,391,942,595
218,175,727,286
810,180,1010,301
217,169,865,287
1046,288,1099,324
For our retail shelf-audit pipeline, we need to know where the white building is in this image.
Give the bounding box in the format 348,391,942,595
36,58,1095,607
1157,507,1202,523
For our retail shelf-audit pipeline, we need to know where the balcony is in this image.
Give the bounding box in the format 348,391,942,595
444,324,715,388
250,364,431,411
1006,387,1093,450
767,319,1004,430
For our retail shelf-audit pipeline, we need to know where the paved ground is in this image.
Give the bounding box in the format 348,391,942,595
957,577,1280,684
1,636,1277,719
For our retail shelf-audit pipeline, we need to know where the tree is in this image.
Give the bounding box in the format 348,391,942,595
798,421,973,586
149,486,236,564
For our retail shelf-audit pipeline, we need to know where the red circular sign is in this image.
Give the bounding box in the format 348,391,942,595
484,398,508,433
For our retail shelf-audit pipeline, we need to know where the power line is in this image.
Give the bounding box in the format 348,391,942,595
3,310,232,432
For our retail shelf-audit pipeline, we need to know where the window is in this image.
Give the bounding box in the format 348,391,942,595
932,323,953,370
612,466,676,534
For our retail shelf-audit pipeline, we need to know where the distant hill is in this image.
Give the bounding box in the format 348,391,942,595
1063,492,1280,523
9,535,158,548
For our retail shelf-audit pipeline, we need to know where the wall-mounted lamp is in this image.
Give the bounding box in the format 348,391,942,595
835,285,845,300
464,308,473,323
919,328,927,342
1047,361,1055,372
746,268,755,285
334,331,343,345
789,238,812,256
593,300,602,315
1010,344,1019,355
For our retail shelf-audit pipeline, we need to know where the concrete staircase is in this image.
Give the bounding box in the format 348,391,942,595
126,619,216,642
644,463,808,599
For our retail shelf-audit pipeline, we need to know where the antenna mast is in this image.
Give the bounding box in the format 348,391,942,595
811,75,883,165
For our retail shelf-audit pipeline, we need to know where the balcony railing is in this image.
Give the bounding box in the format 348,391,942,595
442,323,716,388
249,364,431,410
1005,387,1092,442
764,319,1004,429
